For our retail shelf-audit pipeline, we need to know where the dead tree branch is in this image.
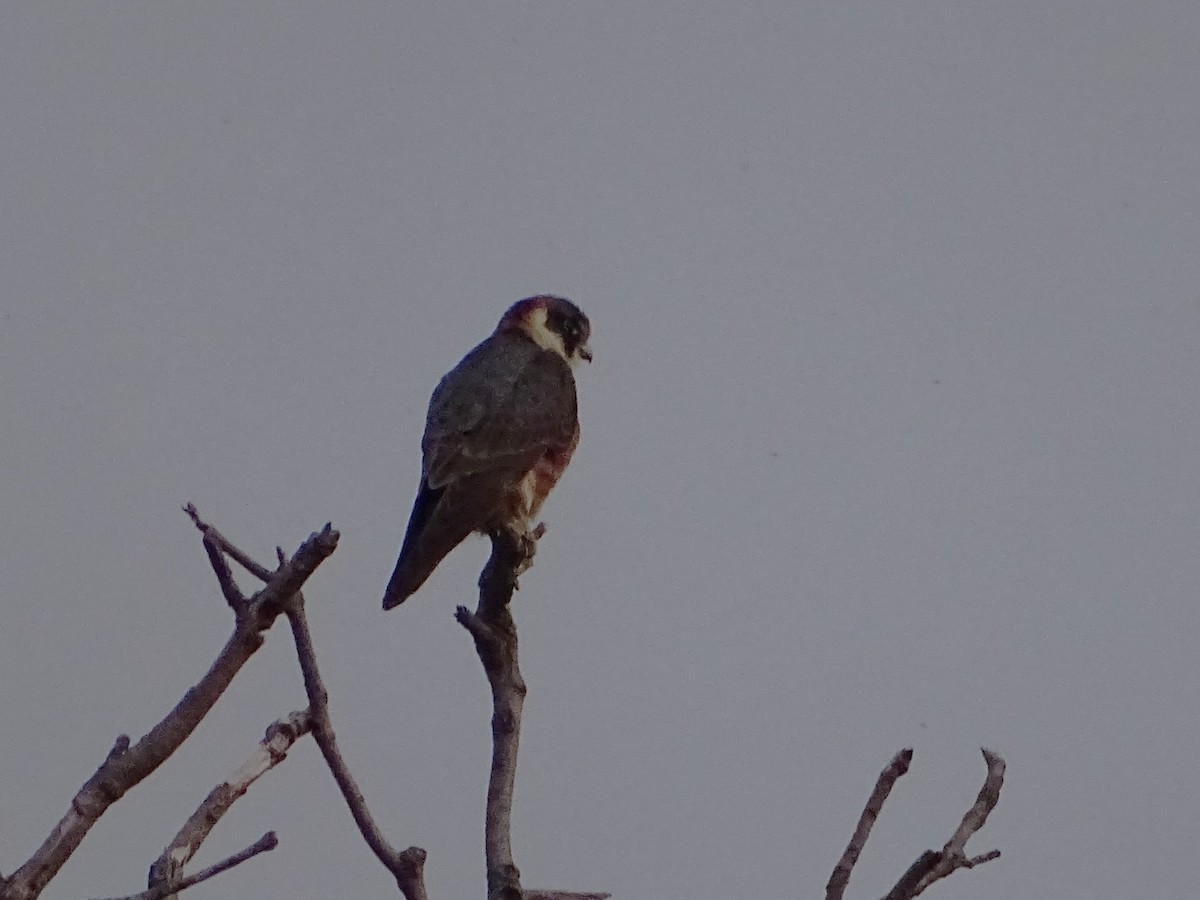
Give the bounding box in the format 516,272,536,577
455,527,534,900
825,747,1004,900
826,748,914,900
286,599,429,900
189,510,430,900
93,831,278,900
891,748,1005,900
453,527,607,900
183,503,274,583
146,710,312,899
0,509,337,900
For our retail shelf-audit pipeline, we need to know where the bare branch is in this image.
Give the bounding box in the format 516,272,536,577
92,832,278,900
240,524,339,627
286,596,429,900
881,748,1005,900
965,849,1002,867
454,526,538,900
942,748,1005,856
183,517,430,898
826,748,913,900
0,513,338,900
453,527,608,900
2,632,259,900
186,517,426,894
200,531,246,612
905,748,1005,897
147,711,311,898
183,503,273,582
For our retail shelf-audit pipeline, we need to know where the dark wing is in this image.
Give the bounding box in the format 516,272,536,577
422,331,578,489
381,475,458,608
381,333,578,609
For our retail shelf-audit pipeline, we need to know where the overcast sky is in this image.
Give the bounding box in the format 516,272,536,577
2,3,1199,899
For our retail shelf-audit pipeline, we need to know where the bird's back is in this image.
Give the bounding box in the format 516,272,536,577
381,330,578,608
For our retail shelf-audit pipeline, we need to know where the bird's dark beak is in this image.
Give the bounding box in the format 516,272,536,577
579,344,593,363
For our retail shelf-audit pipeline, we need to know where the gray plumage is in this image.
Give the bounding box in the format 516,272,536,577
424,331,577,489
382,325,581,609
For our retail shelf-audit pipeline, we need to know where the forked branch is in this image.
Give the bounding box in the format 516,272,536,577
190,511,430,900
0,511,338,900
890,748,1005,900
146,710,312,899
825,748,1004,900
92,832,278,900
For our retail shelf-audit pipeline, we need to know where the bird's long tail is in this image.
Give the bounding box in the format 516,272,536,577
382,482,471,609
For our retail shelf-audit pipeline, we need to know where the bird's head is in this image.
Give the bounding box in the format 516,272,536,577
499,295,592,366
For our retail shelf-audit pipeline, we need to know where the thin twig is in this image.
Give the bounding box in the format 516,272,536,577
183,503,274,582
147,711,311,898
965,849,1002,867
0,511,338,900
286,594,429,900
92,832,278,900
200,532,246,612
826,748,913,900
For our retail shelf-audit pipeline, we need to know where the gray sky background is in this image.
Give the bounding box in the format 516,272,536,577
2,3,1199,899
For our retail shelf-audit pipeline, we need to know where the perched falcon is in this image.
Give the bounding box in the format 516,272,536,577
382,295,591,609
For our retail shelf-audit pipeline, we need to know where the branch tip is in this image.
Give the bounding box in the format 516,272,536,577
826,747,915,900
833,747,1006,900
399,846,427,867
107,735,131,762
95,830,278,900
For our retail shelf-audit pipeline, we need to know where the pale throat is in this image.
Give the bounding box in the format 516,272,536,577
521,307,577,365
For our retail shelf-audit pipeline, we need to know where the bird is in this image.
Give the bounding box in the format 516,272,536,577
382,295,592,609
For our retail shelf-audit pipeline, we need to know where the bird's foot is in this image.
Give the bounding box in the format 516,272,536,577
511,522,543,577
478,521,544,608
